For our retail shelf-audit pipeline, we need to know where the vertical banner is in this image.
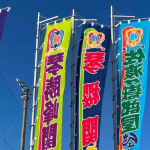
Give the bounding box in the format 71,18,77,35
34,19,72,150
75,24,111,150
118,20,150,150
0,10,8,43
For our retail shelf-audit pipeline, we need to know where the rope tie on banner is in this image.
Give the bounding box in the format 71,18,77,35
71,39,82,49
111,59,117,63
38,60,43,68
69,115,76,128
74,74,78,83
70,94,77,107
71,62,76,68
7,7,11,11
70,56,80,69
74,113,77,118
73,94,77,104
30,124,35,129
33,85,37,89
74,22,85,30
31,103,37,110
70,99,75,107
138,19,141,22
0,7,11,13
29,144,34,149
115,53,120,62
39,42,45,50
36,78,41,87
112,77,117,81
33,117,38,126
40,25,48,32
115,38,121,44
70,81,74,86
74,134,77,141
70,120,75,127
112,113,116,119
128,20,130,24
76,56,79,61
72,20,86,31
70,74,78,86
83,20,86,24
91,22,94,26
116,53,120,59
34,66,39,69
35,97,40,106
112,133,117,140
74,94,77,103
42,15,74,26
113,93,117,98
115,21,121,27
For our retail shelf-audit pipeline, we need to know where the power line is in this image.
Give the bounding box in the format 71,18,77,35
0,72,31,123
0,111,7,150
0,137,15,150
0,111,22,144
2,101,16,121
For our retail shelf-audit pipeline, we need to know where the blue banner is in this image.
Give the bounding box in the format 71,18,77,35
0,10,8,43
117,20,150,150
75,24,111,150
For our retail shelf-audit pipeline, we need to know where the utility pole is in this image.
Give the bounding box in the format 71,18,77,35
16,78,32,150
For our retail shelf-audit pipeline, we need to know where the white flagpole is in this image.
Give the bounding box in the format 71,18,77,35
30,12,40,150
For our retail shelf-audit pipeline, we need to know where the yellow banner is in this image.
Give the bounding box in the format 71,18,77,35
34,19,72,150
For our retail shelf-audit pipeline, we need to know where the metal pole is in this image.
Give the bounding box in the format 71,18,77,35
111,5,117,150
20,93,28,150
71,9,75,150
30,12,40,150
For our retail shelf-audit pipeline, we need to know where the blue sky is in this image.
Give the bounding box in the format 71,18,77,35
0,0,150,150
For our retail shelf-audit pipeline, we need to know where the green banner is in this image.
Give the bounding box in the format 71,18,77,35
34,19,72,150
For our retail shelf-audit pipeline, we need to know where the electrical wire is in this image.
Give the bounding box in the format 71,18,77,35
0,72,31,123
0,111,22,144
0,111,7,150
0,137,15,150
2,101,15,121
